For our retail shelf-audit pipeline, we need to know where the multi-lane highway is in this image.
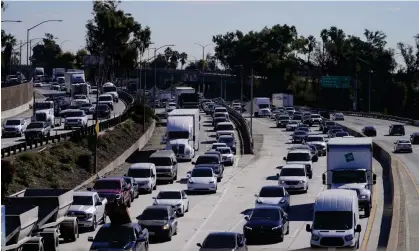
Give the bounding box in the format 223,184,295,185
57,110,381,250
1,88,126,149
340,116,419,184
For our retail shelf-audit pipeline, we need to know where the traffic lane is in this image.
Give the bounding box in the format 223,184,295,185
1,98,126,149
231,118,368,250
59,112,243,251
340,116,419,185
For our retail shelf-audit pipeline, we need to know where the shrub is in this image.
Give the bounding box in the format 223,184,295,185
77,153,93,172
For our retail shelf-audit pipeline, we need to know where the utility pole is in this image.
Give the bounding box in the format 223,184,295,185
93,55,102,174
220,75,223,99
250,68,254,138
194,43,212,96
368,70,372,113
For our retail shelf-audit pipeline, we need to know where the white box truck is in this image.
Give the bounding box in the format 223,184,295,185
64,72,86,94
322,137,377,217
166,109,200,152
252,97,271,117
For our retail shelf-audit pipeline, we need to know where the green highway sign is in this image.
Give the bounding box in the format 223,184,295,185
321,76,351,88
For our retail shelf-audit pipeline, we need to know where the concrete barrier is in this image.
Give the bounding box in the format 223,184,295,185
1,97,33,119
73,120,156,191
336,123,400,251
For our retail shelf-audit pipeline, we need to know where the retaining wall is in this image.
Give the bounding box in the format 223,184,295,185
1,82,33,114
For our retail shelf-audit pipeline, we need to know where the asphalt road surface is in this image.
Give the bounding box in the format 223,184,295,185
1,89,126,149
58,111,377,250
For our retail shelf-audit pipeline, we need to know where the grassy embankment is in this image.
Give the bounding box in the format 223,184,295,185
1,102,157,199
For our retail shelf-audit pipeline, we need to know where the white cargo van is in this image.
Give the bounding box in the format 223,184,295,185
306,189,361,249
322,137,376,217
252,97,271,117
126,163,157,194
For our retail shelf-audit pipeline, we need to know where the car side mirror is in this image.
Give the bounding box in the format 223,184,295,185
88,236,94,242
196,243,202,247
244,215,250,221
191,161,195,165
283,157,287,161
355,224,362,233
151,174,156,178
152,197,156,200
305,224,311,232
95,201,102,206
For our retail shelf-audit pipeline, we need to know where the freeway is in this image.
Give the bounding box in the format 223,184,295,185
1,88,126,149
59,110,379,250
339,116,419,185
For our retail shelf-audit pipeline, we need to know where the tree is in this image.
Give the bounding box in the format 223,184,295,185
1,1,17,77
149,48,189,70
179,52,188,69
85,0,152,81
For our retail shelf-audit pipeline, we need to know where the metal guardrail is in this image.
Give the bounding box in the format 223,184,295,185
297,106,416,125
1,90,135,158
214,99,253,154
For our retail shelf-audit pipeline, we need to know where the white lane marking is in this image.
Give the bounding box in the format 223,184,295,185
182,181,233,250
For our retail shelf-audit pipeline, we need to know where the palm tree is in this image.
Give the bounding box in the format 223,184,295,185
179,52,188,69
2,33,17,75
307,35,316,64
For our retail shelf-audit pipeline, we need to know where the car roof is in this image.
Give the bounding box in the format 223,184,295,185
219,135,234,138
97,177,123,182
260,185,284,190
282,163,306,169
146,205,171,210
216,147,231,150
206,232,239,237
74,191,96,196
288,149,310,154
129,163,155,169
102,222,138,229
149,150,174,158
217,122,233,126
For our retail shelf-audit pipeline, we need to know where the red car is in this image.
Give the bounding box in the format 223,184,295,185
89,177,131,207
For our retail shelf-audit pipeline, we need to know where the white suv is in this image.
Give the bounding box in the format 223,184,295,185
64,109,88,130
277,164,309,193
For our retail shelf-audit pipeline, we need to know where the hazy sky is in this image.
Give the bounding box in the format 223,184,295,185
2,1,418,65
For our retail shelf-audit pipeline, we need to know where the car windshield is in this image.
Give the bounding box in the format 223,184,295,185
364,127,375,130
335,132,349,137
398,140,410,144
215,118,227,122
149,157,172,166
94,226,136,242
196,156,218,164
93,180,121,190
306,137,324,142
279,116,289,120
141,208,168,220
157,191,181,199
258,104,270,109
191,168,213,177
81,104,92,108
217,124,233,131
218,137,233,143
27,123,43,129
123,178,133,185
292,146,310,151
281,168,306,176
99,96,112,101
286,152,311,161
127,168,151,178
214,113,226,118
393,125,404,129
294,131,307,136
5,120,20,125
217,148,231,154
66,111,84,117
259,187,285,197
202,234,236,249
313,211,352,230
97,105,108,111
250,208,280,221
336,113,344,116
103,86,117,92
73,195,93,205
311,115,321,118
74,95,86,99
289,121,298,124
332,170,367,183
212,144,226,149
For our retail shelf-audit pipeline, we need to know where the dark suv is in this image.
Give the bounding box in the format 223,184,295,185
389,124,405,136
89,177,132,207
137,205,178,241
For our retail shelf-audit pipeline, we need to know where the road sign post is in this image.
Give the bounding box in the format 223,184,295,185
321,76,351,88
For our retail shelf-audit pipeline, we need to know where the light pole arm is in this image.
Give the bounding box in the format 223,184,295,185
28,19,62,31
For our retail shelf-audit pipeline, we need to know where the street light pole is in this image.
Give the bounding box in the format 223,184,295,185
153,44,175,112
194,43,212,96
26,19,63,65
60,40,70,47
250,68,254,138
368,70,372,113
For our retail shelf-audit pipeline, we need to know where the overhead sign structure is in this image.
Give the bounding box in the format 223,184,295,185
321,76,351,88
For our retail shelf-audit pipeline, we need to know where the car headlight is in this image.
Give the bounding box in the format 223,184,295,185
344,235,354,241
359,195,368,199
87,213,94,219
244,226,252,230
279,180,286,184
162,224,170,230
176,203,182,207
299,180,305,184
311,235,319,241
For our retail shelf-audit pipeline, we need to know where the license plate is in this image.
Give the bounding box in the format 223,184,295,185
149,232,155,236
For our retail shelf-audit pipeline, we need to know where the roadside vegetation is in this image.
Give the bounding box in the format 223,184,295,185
1,102,157,199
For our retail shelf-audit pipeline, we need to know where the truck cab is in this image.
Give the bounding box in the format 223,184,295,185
102,82,119,103
252,97,271,117
322,137,377,217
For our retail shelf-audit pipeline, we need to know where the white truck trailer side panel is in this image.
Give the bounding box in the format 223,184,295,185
168,108,200,150
272,93,286,107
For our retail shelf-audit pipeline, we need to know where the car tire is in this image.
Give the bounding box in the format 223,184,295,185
186,202,189,212
89,216,97,232
102,211,107,224
286,225,290,235
153,183,157,190
278,231,285,242
167,229,172,241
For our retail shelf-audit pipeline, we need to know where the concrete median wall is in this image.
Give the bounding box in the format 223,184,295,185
1,82,33,114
